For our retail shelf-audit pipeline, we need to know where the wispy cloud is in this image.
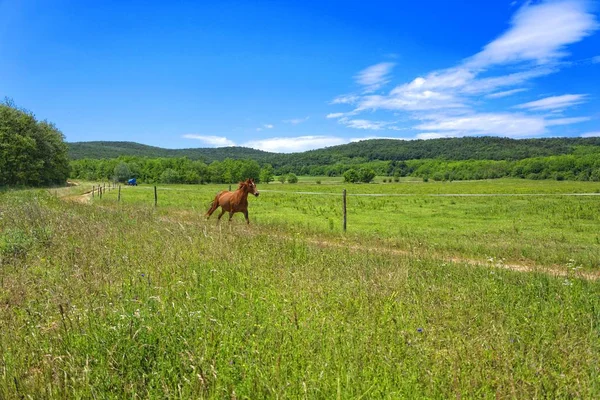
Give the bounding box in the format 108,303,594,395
545,116,590,126
466,0,598,68
283,116,310,124
338,118,390,130
243,136,346,153
581,131,600,137
182,134,235,146
329,0,598,138
330,94,360,105
355,62,395,92
349,135,402,142
515,94,588,111
256,123,274,132
485,88,528,99
416,132,458,140
415,113,546,137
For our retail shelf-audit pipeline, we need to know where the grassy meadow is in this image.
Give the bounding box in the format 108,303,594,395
1,179,599,398
97,179,600,270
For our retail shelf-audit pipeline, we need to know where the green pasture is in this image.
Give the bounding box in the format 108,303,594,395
94,179,600,269
0,189,599,398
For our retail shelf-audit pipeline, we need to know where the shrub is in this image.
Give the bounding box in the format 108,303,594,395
287,173,298,184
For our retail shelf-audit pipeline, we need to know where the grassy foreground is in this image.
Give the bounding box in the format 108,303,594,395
0,187,599,398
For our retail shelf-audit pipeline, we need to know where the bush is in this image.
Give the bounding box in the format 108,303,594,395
286,173,298,184
359,168,376,183
343,169,359,183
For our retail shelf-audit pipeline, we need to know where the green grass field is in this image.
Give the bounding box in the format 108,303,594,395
1,179,599,398
97,179,600,270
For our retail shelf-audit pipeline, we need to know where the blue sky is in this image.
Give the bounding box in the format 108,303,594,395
1,0,599,152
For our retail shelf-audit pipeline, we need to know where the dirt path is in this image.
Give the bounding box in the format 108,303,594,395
302,237,598,281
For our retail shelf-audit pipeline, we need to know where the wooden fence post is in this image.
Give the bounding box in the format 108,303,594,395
154,186,157,207
229,184,232,191
99,186,102,199
343,189,347,232
92,186,95,198
118,185,121,202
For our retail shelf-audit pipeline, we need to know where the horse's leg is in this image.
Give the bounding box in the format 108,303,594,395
205,197,219,218
243,210,249,224
228,211,234,222
206,204,217,218
217,209,226,221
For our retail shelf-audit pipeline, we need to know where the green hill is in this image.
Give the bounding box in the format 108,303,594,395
68,141,275,163
69,137,600,167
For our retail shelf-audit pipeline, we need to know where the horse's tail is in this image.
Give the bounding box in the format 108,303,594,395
205,192,222,218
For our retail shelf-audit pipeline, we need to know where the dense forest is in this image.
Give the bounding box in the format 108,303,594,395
0,100,70,186
68,137,600,183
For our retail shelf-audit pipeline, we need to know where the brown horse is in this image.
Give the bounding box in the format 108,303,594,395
205,178,260,224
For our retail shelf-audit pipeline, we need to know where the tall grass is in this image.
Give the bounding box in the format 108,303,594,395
0,189,599,398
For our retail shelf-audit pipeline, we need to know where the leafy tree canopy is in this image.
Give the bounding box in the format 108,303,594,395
1,99,69,186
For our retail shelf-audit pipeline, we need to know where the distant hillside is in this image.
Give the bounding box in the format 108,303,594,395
68,137,600,166
68,141,274,162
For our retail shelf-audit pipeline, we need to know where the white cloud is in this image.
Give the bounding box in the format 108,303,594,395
545,116,591,126
284,116,309,124
515,94,587,111
327,112,348,119
339,118,388,130
264,124,274,129
466,0,599,68
355,90,466,112
415,113,546,137
580,131,600,137
182,134,235,146
330,94,360,105
349,135,402,142
592,55,600,63
243,136,347,153
355,62,395,92
415,132,459,140
485,88,529,99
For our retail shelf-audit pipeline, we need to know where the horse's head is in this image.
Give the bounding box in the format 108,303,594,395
242,178,260,197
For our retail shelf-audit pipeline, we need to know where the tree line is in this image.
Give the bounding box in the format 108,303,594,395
69,151,600,184
70,156,277,184
1,100,70,186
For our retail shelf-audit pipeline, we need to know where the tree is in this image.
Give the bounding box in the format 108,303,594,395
259,164,274,184
278,175,286,184
113,162,132,182
359,168,376,183
343,168,359,183
286,173,298,183
0,99,70,186
160,168,181,184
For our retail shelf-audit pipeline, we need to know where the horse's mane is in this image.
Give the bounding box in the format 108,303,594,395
237,179,253,190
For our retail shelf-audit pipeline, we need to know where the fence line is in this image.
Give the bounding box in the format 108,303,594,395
105,185,600,197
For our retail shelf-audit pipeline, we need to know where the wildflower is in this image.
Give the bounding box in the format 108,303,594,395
417,328,423,333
